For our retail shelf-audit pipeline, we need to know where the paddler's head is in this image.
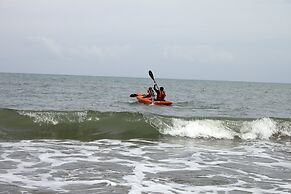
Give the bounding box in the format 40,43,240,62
160,87,164,91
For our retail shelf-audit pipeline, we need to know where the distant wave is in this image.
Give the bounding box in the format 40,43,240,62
0,108,290,141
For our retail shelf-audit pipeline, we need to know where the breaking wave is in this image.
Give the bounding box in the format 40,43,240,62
0,108,290,141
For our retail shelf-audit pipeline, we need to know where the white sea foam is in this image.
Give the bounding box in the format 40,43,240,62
154,117,285,140
240,118,277,140
17,111,88,125
0,139,290,193
18,111,59,125
161,118,235,139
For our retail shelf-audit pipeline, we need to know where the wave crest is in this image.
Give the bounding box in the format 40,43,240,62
0,108,290,141
159,119,234,139
241,118,277,140
148,116,291,140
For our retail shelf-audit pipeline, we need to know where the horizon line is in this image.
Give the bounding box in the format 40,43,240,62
0,71,290,85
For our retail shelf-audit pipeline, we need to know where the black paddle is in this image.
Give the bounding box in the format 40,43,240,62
130,93,138,97
149,70,158,87
130,70,157,97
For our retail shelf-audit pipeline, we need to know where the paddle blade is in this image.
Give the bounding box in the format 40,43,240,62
130,93,138,97
149,70,155,82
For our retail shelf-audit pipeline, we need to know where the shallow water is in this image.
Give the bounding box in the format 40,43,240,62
0,139,290,193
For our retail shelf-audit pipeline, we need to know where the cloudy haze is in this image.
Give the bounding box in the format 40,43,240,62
0,0,291,83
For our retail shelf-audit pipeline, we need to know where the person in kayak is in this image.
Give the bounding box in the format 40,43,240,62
154,84,166,101
144,87,155,100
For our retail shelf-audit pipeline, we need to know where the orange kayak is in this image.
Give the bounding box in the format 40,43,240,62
135,93,173,106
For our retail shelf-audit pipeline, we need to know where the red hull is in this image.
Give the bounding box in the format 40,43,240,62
135,93,173,106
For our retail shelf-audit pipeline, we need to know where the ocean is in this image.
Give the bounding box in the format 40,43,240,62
0,72,290,193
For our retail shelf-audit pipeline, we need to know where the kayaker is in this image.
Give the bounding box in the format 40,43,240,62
144,87,155,100
154,84,166,101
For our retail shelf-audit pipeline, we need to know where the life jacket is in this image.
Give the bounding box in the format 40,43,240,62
157,90,166,101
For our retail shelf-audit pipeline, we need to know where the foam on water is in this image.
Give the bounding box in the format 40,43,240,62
158,117,288,140
161,118,235,139
18,110,88,125
0,139,290,193
241,117,277,140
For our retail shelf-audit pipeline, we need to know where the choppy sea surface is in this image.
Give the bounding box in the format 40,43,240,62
0,72,291,193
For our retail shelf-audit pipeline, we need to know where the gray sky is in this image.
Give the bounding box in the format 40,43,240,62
1,0,291,83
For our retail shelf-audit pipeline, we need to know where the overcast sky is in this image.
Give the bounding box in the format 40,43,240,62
0,0,291,83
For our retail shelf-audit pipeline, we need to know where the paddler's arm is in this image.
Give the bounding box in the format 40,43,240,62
154,84,159,93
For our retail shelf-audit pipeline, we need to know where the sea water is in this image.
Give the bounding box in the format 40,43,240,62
0,72,290,193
